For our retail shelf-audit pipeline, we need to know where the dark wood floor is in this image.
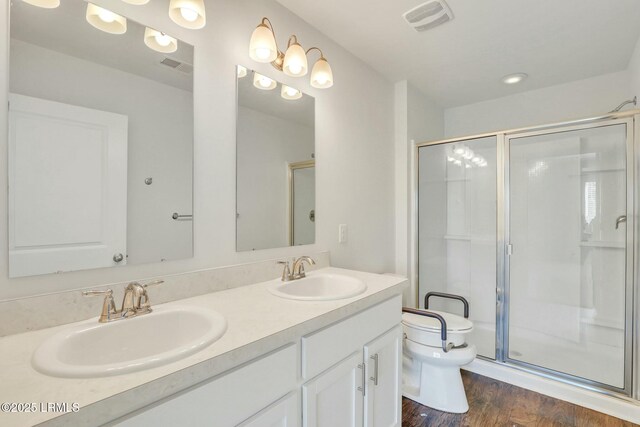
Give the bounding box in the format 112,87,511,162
402,371,638,427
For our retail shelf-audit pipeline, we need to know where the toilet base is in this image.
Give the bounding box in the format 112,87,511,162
402,341,476,414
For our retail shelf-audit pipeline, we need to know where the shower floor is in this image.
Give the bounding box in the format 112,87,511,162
402,371,637,426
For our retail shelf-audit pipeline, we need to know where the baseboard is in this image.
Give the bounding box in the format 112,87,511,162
462,359,640,424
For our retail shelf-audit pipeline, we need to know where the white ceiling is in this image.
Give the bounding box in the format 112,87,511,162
276,0,640,107
11,0,194,92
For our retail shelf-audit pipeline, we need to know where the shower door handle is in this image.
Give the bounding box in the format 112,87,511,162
615,215,627,229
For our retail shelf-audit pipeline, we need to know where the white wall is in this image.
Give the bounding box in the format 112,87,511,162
445,70,634,138
394,81,444,305
236,105,313,251
10,39,193,266
629,37,640,99
0,0,395,300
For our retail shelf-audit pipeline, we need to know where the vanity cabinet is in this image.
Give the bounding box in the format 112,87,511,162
113,295,402,427
301,296,402,427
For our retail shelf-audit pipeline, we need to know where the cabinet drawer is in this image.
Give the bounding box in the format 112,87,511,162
301,295,401,380
115,344,297,427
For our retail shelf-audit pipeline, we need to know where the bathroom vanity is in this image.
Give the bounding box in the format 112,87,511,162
0,268,407,427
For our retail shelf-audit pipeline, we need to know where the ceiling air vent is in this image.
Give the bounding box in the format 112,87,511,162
403,0,453,32
160,57,194,74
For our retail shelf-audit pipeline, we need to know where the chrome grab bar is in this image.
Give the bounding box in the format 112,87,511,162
172,212,193,220
424,292,470,318
403,307,453,353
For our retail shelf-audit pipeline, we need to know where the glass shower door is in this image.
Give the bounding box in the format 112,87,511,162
418,136,497,359
507,121,631,391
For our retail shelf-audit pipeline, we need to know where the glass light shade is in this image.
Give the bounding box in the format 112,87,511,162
169,0,206,30
281,85,302,100
310,57,333,89
237,65,248,78
249,24,278,63
20,0,60,8
144,28,178,53
283,43,308,77
253,72,276,90
86,3,127,35
121,0,149,4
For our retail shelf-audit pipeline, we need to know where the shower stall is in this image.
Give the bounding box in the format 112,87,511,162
415,111,637,398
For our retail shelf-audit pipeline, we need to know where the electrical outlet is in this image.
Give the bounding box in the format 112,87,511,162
338,224,347,243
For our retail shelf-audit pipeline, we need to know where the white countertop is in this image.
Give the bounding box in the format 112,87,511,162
0,267,407,427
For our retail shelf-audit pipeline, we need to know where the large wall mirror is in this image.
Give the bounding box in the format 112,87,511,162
9,0,194,277
236,66,315,251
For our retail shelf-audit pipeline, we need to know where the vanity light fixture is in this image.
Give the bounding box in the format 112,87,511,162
253,72,277,90
121,0,150,4
249,17,334,88
144,28,178,53
237,65,248,78
20,0,60,8
86,3,127,35
281,85,302,100
502,72,528,85
169,0,206,29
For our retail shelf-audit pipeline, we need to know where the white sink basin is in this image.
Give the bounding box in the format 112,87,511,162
32,305,226,378
268,273,367,301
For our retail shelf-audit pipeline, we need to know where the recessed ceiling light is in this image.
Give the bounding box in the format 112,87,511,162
502,73,528,85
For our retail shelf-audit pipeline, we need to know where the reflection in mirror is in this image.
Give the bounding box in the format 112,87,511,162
236,66,315,251
9,0,194,277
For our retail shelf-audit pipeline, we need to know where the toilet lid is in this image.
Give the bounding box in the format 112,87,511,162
402,310,473,332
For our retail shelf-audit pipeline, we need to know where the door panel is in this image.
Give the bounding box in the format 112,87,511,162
9,93,128,277
303,352,364,427
364,326,402,427
507,123,628,389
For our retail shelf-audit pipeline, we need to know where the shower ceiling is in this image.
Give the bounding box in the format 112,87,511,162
275,0,640,107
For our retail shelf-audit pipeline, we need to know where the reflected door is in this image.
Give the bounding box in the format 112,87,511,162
507,122,630,390
418,136,497,359
8,94,128,277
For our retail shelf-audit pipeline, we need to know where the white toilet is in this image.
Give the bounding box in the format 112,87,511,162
402,308,477,413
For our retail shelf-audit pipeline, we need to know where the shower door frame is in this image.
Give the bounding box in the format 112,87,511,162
413,110,639,400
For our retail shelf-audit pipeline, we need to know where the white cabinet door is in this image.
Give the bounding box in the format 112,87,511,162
8,93,128,277
303,351,364,427
364,326,402,427
238,392,299,427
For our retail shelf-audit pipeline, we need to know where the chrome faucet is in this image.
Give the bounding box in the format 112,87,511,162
83,279,164,323
277,256,316,281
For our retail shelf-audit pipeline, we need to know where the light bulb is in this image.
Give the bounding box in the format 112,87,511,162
286,87,298,96
237,66,247,78
310,57,333,88
155,33,172,47
98,9,116,23
253,72,276,90
283,42,308,77
255,48,272,60
288,63,302,75
180,7,199,22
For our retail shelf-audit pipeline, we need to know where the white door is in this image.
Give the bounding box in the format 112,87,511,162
238,392,299,427
8,93,128,277
303,351,364,427
364,326,402,427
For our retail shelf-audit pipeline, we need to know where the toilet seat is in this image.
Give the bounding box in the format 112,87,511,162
402,310,473,348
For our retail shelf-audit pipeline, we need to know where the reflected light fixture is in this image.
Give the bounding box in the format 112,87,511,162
144,28,178,53
169,0,206,29
237,65,248,78
253,72,277,90
502,72,527,85
281,85,302,100
86,3,127,35
121,0,150,4
249,17,333,89
20,0,60,8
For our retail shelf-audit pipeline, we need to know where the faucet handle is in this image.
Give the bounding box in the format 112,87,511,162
82,289,113,297
142,279,164,288
277,261,292,282
82,289,117,323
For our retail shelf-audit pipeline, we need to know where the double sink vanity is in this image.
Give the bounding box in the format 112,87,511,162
0,262,407,426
